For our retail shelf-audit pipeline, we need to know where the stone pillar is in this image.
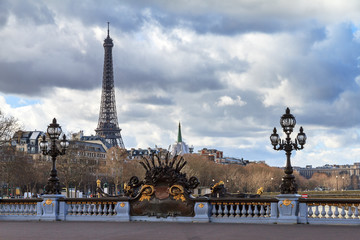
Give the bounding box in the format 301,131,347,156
58,200,68,221
298,202,308,224
276,194,300,224
270,202,278,219
193,201,210,222
40,194,64,221
115,201,130,222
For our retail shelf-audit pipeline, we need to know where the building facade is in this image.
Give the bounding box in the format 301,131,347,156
297,163,360,179
11,131,44,155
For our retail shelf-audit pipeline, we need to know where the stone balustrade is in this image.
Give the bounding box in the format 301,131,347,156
209,198,278,224
299,199,360,224
59,198,129,221
0,199,42,220
2,195,360,224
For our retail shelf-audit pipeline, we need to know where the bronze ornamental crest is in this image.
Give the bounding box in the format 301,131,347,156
124,154,199,217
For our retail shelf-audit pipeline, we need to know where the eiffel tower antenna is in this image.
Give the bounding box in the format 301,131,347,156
95,23,125,148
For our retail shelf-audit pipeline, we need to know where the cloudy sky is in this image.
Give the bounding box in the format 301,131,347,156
1,0,360,167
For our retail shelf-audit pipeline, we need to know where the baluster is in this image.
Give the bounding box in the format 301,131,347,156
70,203,75,215
222,203,228,217
4,204,9,215
253,204,259,217
14,204,19,215
354,205,359,219
216,203,222,217
8,204,13,215
72,204,77,215
31,204,36,215
235,204,240,217
108,203,113,216
327,205,333,218
4,204,8,215
32,204,37,215
314,205,320,217
76,204,82,215
23,204,28,215
28,204,33,215
334,206,339,218
321,205,326,217
241,204,247,217
227,203,234,217
87,203,93,215
19,204,25,215
103,203,109,216
211,204,217,217
247,204,253,217
9,204,14,215
71,203,76,215
67,203,73,215
266,204,271,217
341,206,346,218
308,206,313,218
260,205,265,217
348,205,353,219
81,204,87,216
98,203,103,216
93,203,98,215
21,204,26,215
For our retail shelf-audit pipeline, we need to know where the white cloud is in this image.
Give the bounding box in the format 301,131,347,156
216,95,246,107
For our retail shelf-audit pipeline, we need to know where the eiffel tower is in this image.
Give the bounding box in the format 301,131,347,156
95,23,125,148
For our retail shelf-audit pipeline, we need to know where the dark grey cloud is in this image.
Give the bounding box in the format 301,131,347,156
2,0,55,26
0,1,10,29
135,95,174,105
0,52,101,95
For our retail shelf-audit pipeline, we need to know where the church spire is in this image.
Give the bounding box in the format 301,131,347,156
177,122,182,143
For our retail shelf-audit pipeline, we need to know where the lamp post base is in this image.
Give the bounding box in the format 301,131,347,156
44,178,61,195
277,194,301,224
280,174,298,194
40,194,65,221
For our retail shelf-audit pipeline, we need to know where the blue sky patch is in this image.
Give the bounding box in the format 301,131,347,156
5,95,40,108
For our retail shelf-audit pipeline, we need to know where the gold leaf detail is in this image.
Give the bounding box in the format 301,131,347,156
283,199,292,206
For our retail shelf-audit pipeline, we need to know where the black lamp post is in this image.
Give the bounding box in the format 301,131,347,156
40,118,69,194
270,108,306,194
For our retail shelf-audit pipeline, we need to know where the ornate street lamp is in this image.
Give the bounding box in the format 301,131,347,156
270,108,306,194
40,118,69,194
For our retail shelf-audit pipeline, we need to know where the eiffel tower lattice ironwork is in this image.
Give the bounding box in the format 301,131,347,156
95,23,125,148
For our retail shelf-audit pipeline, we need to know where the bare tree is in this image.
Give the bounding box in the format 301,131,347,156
57,143,97,197
0,110,21,146
101,147,128,195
